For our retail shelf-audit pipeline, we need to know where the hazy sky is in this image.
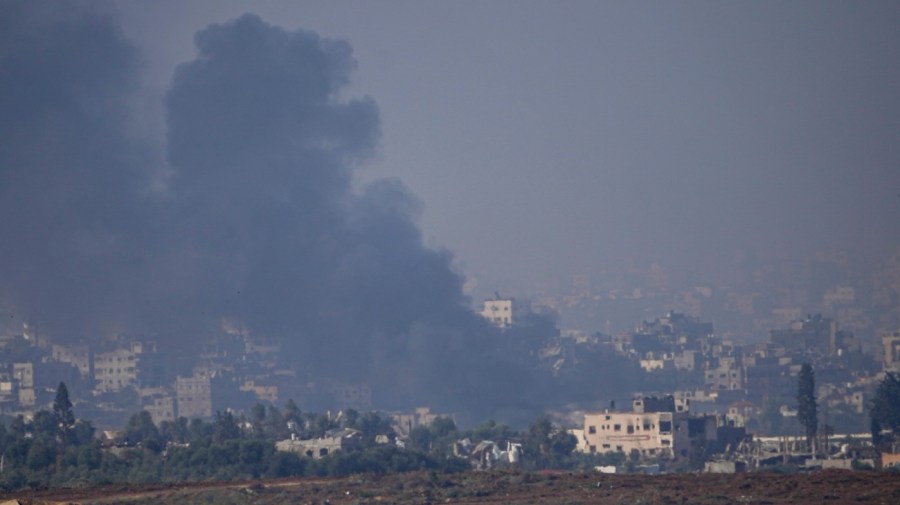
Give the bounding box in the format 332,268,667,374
117,1,900,293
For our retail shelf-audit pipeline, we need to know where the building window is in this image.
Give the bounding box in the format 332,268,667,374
602,444,611,449
588,425,596,434
589,445,596,453
627,425,634,434
659,421,672,433
613,424,621,431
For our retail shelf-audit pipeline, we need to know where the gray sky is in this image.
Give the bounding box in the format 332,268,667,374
116,1,900,293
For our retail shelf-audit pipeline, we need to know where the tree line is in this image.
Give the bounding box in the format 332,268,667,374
0,382,615,492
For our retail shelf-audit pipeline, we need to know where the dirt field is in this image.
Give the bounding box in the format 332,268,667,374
4,469,900,505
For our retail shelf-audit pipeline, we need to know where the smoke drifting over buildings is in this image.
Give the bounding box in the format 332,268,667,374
1,4,537,414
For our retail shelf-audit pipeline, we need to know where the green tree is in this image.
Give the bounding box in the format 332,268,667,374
53,382,75,430
283,399,301,428
265,405,287,439
406,425,432,453
356,412,394,447
797,363,818,450
70,420,96,446
429,416,457,438
53,382,76,443
213,411,241,443
870,372,900,442
250,403,267,433
160,417,190,444
342,408,360,429
466,419,514,442
523,415,553,458
31,410,59,442
548,430,577,463
26,439,54,471
124,411,163,452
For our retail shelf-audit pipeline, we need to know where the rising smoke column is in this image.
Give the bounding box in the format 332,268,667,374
0,5,542,416
162,14,537,412
0,1,157,340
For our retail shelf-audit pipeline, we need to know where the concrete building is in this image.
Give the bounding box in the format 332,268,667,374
12,362,33,389
823,285,855,306
480,293,530,328
94,348,138,392
176,373,212,419
240,380,278,404
12,363,35,409
141,389,175,425
704,356,743,391
770,315,838,356
275,428,362,459
581,398,691,460
390,407,449,438
322,381,372,411
882,330,900,372
51,344,91,377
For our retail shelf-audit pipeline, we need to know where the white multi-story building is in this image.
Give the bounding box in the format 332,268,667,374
480,294,530,328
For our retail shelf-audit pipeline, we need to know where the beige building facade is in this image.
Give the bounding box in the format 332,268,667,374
94,348,138,392
176,373,212,419
581,410,690,459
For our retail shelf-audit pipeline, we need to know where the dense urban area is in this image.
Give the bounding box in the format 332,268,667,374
1,247,900,497
4,2,900,503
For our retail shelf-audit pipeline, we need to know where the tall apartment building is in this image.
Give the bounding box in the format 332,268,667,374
94,348,138,392
176,373,212,419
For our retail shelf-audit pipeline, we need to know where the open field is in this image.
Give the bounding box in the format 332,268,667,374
3,469,900,505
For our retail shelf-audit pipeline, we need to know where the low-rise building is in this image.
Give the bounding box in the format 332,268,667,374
479,293,531,328
140,388,175,425
390,407,449,438
581,400,691,460
275,428,362,459
52,344,91,377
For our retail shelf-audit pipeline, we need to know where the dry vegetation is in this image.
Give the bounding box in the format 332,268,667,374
5,469,900,505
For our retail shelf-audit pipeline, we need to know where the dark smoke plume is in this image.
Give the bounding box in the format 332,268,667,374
1,5,541,417
0,1,155,339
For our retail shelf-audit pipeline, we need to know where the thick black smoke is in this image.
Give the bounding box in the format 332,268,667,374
0,1,156,338
1,5,541,416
